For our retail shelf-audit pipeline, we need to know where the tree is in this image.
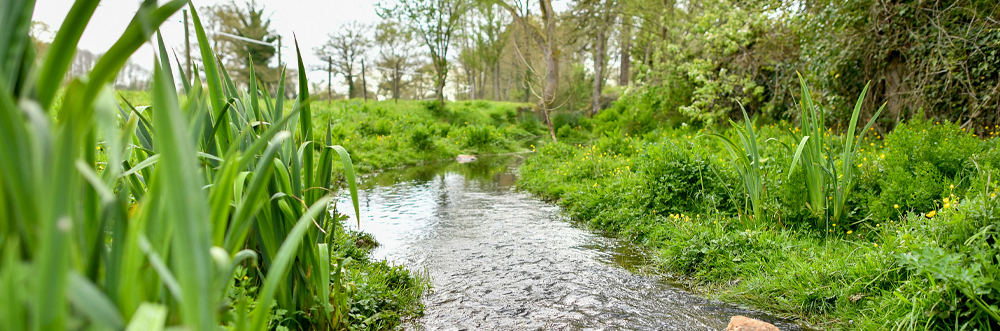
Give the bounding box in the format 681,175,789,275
315,21,371,99
374,20,419,101
459,1,509,100
573,0,617,115
379,0,469,105
617,8,634,87
495,0,559,141
208,1,280,86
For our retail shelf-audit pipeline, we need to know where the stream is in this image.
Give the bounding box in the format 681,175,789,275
338,156,808,330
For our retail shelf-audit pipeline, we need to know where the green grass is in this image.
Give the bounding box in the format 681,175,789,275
518,117,1000,330
306,99,539,173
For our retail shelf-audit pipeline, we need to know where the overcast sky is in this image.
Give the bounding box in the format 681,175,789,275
32,0,385,84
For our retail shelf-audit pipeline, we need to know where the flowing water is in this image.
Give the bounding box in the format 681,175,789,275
338,156,808,330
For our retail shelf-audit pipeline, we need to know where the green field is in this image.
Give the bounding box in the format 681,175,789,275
306,99,538,172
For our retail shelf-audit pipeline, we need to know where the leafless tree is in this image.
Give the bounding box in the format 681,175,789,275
314,21,371,99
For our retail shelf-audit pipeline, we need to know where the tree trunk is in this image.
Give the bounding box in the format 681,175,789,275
436,65,446,104
619,15,632,86
885,52,907,126
541,0,559,142
346,74,355,99
494,63,501,101
591,23,607,116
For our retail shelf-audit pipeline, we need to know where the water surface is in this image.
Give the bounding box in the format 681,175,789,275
338,156,807,330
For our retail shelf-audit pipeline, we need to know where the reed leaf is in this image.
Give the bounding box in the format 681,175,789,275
249,196,333,331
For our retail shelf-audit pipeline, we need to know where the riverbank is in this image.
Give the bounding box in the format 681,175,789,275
517,116,1000,329
309,99,540,172
112,92,537,329
111,92,539,329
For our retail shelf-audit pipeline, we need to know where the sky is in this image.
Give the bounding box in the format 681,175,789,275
32,0,386,85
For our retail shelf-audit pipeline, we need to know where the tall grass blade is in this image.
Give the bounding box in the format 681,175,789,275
294,36,313,191
0,0,36,88
35,0,99,108
124,303,167,331
249,196,333,331
188,3,230,151
150,55,215,330
332,145,360,226
85,0,186,102
67,272,124,330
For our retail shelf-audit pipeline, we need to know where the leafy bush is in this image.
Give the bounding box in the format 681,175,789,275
637,141,736,216
892,186,1000,328
556,124,590,142
870,118,984,221
421,100,447,117
461,125,502,149
409,124,435,151
360,118,393,136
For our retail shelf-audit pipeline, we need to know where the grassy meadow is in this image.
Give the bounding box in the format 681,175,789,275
116,92,541,173
518,88,1000,329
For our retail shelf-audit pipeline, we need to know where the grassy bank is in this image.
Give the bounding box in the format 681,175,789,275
518,113,1000,329
115,91,540,173
307,99,540,172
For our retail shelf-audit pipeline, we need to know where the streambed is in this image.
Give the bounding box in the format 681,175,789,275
338,156,808,330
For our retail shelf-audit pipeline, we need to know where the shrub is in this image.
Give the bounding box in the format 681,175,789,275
361,117,393,136
421,100,448,117
461,125,502,149
409,124,435,151
556,124,590,142
892,187,1000,328
871,118,983,221
637,141,736,216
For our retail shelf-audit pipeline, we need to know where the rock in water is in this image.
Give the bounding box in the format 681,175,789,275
456,155,478,163
724,316,780,331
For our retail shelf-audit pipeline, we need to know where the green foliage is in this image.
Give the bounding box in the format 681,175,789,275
637,141,736,217
0,2,424,330
460,125,501,148
409,124,435,151
892,187,1000,328
519,108,1000,328
868,118,986,221
622,0,998,131
308,99,533,172
783,75,884,227
712,106,768,227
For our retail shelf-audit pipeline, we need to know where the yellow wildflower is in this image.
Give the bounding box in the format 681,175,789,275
926,210,937,218
893,204,899,209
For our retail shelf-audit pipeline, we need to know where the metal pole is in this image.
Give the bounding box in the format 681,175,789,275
184,9,191,77
361,59,368,102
